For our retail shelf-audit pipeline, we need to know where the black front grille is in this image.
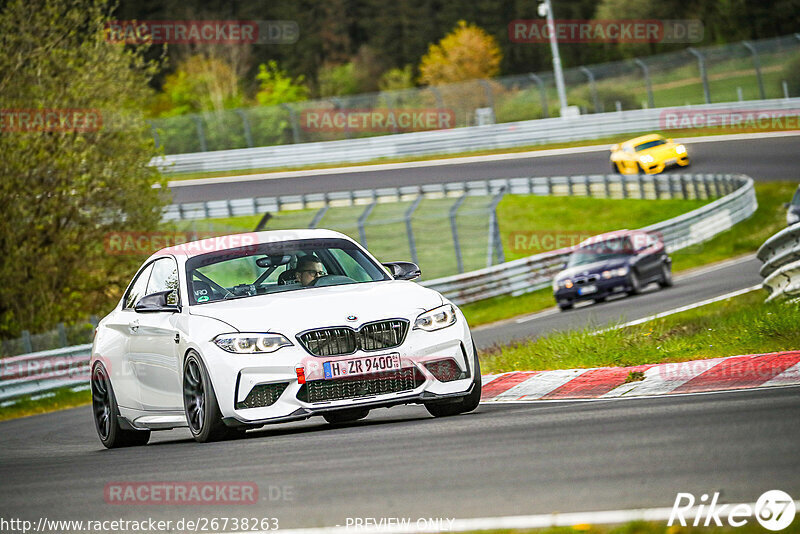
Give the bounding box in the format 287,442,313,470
298,319,409,357
236,382,289,409
575,274,600,285
297,367,425,403
424,359,466,382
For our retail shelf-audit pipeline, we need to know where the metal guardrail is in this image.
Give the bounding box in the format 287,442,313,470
152,98,800,174
0,344,92,402
422,173,757,304
757,223,800,302
1,173,756,402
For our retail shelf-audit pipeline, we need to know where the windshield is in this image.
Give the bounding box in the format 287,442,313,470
567,237,633,267
634,139,667,151
185,238,391,304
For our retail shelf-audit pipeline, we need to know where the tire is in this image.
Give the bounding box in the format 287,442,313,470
636,163,645,175
425,343,481,418
628,270,642,295
558,302,573,311
91,363,150,448
658,262,674,288
183,351,242,443
593,296,606,304
323,408,370,424
611,162,620,174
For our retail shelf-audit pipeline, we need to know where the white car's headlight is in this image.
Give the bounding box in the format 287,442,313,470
640,155,654,164
213,333,292,354
414,304,456,331
675,144,686,154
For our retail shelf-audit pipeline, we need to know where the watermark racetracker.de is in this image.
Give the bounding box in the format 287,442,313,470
509,19,703,43
104,20,298,44
300,108,456,133
104,231,259,256
0,109,102,133
660,109,800,131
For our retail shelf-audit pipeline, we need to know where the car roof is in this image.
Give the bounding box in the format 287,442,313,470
146,228,356,262
623,134,665,147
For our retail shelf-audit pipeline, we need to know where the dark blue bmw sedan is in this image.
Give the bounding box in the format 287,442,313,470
553,230,673,311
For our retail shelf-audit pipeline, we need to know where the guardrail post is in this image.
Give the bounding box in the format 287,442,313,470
582,175,590,196
704,175,713,198
603,175,611,197
693,175,702,199
486,187,506,267
191,115,208,152
528,73,549,118
280,104,301,144
234,109,254,148
579,66,601,113
546,176,553,196
688,48,711,104
449,194,467,273
680,176,689,199
742,41,766,100
713,175,722,197
654,176,661,199
177,203,185,220
634,58,655,109
358,201,376,247
405,195,423,267
566,175,573,195
621,175,629,199
638,174,646,199
309,206,329,229
22,330,32,354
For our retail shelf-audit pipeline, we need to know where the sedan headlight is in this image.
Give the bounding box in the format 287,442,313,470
602,267,629,279
414,304,456,331
213,333,292,354
640,155,654,164
675,144,686,154
554,278,573,290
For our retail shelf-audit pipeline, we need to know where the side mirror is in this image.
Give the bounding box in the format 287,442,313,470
783,202,790,209
610,144,619,152
135,290,181,313
382,261,421,281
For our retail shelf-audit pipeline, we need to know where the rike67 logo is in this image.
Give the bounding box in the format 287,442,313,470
669,490,796,531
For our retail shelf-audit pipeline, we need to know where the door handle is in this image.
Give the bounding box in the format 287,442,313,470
129,320,140,333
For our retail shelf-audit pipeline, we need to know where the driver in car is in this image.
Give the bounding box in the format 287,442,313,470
294,256,326,286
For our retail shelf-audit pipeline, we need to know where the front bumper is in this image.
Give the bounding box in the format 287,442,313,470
640,154,690,174
199,318,476,426
554,275,631,305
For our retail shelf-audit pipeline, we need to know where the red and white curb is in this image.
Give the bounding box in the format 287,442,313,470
480,351,800,402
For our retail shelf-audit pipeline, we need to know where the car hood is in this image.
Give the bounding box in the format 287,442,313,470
637,144,678,160
557,258,630,279
188,280,444,334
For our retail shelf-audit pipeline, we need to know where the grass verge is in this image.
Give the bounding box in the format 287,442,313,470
166,126,796,181
0,386,90,422
480,290,799,374
462,181,796,328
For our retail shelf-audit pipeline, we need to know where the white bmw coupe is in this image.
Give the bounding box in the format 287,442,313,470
91,230,481,447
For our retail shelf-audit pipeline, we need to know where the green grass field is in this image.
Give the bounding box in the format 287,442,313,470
480,289,799,374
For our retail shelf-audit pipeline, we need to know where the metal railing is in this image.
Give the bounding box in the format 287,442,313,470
421,173,757,304
757,223,800,301
153,98,800,174
148,34,800,156
0,344,92,402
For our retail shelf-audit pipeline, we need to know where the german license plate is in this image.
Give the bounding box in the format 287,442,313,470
578,285,597,295
664,158,677,166
323,354,401,379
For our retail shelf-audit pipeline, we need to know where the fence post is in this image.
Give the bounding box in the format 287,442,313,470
479,79,496,123
687,48,711,104
449,194,467,273
280,104,301,144
148,121,161,150
603,175,611,198
638,175,646,199
357,202,376,247
309,206,329,229
22,330,33,354
681,175,689,199
634,58,654,109
234,109,254,148
528,73,549,118
405,196,423,266
654,176,661,199
191,115,208,152
428,86,444,110
579,66,601,113
58,323,68,347
742,41,766,100
486,187,507,267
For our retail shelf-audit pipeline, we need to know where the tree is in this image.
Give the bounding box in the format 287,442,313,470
418,20,502,85
0,0,168,338
255,61,310,107
379,66,416,91
151,54,244,117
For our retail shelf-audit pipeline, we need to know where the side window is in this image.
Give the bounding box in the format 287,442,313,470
124,263,154,309
147,258,179,295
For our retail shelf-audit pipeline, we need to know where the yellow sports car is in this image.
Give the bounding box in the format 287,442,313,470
610,134,690,175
